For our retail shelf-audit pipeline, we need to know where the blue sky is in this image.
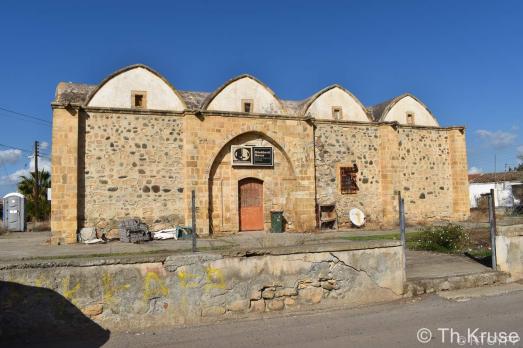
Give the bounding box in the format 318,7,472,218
1,0,522,196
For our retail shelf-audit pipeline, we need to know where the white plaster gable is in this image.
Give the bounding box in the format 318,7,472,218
383,95,439,127
87,67,185,111
206,76,284,114
305,86,369,121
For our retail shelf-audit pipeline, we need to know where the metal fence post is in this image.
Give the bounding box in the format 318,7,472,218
399,192,406,246
191,190,197,253
488,189,497,270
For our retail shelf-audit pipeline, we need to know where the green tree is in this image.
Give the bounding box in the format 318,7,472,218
17,169,51,221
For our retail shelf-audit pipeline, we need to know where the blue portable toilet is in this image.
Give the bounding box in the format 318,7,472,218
2,193,26,232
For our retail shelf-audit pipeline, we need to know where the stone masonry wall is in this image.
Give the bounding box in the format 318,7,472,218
0,243,405,333
496,225,523,280
315,123,465,227
51,105,469,243
81,111,185,235
51,108,79,245
210,132,299,233
184,114,316,235
397,128,453,222
448,129,470,220
315,123,383,226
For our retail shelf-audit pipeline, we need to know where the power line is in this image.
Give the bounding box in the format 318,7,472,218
0,143,50,159
0,106,52,126
0,111,51,127
0,143,33,154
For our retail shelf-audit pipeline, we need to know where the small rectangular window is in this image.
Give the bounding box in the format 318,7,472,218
132,91,147,109
242,99,253,113
135,95,143,107
406,113,415,125
332,106,343,120
340,164,359,194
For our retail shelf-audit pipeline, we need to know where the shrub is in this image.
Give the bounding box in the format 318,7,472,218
413,223,470,253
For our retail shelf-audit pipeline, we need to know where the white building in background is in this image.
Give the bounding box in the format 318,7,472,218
468,172,523,208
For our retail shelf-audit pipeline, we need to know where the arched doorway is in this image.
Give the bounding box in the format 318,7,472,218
207,131,302,234
238,178,264,231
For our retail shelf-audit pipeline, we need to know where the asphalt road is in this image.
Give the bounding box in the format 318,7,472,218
14,290,523,348
102,290,523,348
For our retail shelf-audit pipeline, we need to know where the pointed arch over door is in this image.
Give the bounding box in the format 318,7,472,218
238,178,264,231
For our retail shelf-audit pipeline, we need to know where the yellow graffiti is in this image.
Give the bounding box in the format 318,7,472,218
61,276,80,303
102,272,130,303
143,271,168,300
203,266,226,290
177,270,200,288
34,275,51,288
102,272,113,302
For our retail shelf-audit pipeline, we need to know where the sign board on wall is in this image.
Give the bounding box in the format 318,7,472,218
231,146,274,167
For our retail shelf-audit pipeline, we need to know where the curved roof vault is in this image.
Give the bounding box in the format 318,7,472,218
85,64,187,111
301,84,371,121
369,93,439,127
201,74,287,114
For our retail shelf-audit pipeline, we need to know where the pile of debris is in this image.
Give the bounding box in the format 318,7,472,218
119,218,151,243
78,227,106,244
78,218,193,244
152,226,193,240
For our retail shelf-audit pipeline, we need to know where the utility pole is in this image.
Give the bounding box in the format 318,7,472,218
34,141,39,223
191,190,197,253
488,189,497,270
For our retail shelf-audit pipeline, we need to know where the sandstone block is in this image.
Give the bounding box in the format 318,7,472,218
228,300,250,312
261,288,275,299
250,299,266,312
250,289,262,300
267,299,284,311
283,297,296,306
275,287,298,297
82,303,103,317
299,287,324,304
321,280,337,291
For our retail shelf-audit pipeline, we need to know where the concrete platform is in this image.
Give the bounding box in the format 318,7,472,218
406,250,493,280
406,250,509,296
0,230,508,297
0,230,399,262
438,282,523,301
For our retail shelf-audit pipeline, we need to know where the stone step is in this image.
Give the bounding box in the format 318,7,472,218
437,282,523,301
405,270,510,297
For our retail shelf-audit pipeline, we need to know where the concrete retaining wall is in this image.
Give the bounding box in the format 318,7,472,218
496,224,523,280
0,242,404,333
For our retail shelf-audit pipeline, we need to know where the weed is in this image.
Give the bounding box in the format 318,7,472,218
412,223,470,253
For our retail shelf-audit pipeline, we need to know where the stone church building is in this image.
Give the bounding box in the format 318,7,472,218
51,64,469,244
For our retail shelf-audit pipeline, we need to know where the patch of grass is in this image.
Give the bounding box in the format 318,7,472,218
341,231,424,243
341,233,401,241
466,247,492,259
18,243,239,262
20,249,177,261
341,226,494,260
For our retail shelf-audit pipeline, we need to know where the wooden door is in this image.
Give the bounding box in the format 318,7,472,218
239,178,264,231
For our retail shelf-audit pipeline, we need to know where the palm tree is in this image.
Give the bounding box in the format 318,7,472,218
17,169,51,221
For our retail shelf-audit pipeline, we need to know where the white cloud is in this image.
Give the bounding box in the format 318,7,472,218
0,149,22,166
476,130,517,149
468,166,483,174
0,154,51,187
40,141,49,150
28,154,51,172
0,168,30,186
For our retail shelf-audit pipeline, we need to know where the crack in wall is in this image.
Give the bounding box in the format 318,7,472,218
329,252,401,296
